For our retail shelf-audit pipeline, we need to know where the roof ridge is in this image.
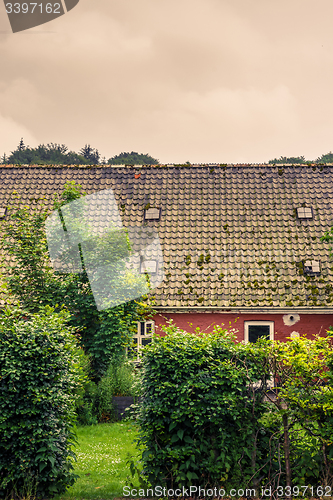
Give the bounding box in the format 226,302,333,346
0,163,332,168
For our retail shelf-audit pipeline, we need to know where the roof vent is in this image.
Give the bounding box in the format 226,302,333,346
0,207,7,219
297,207,313,219
144,207,161,221
303,260,320,275
140,260,157,274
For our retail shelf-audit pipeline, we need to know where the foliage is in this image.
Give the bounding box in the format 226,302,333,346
0,181,155,380
2,139,90,165
79,144,100,164
132,323,333,493
255,335,333,490
1,139,161,166
135,321,271,490
0,194,76,314
268,152,333,164
99,357,141,397
0,306,85,499
107,151,159,165
73,349,99,426
321,225,333,256
315,151,333,164
267,335,333,488
75,356,141,425
268,155,306,164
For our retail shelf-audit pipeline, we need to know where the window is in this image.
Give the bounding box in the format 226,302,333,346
303,260,320,276
144,207,161,221
244,321,274,343
297,207,313,219
140,260,157,274
127,321,154,361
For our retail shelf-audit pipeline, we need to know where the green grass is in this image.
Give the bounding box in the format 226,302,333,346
54,421,141,500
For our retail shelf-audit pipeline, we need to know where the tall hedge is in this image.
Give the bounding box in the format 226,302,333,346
134,324,333,493
0,306,85,499
136,322,271,490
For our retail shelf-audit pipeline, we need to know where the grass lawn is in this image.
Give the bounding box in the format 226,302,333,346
54,421,141,500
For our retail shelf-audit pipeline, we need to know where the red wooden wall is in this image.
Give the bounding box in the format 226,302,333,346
153,312,333,342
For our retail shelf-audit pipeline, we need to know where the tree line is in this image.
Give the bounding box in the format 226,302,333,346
1,138,159,165
3,138,333,165
268,152,333,164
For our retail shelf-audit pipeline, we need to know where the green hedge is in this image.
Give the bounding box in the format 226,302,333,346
134,323,333,493
0,306,85,499
136,323,271,490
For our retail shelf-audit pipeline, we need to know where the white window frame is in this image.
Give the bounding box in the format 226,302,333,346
144,207,161,221
245,321,275,388
303,260,320,275
297,207,313,219
244,321,274,343
127,321,155,361
140,260,158,274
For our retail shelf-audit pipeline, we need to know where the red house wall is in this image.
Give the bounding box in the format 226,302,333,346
153,312,333,342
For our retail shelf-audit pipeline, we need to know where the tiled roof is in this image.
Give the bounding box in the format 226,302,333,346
1,163,333,309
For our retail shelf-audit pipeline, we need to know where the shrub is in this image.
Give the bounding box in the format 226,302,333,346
74,348,99,426
75,356,142,425
100,356,141,398
0,306,85,499
97,357,141,422
133,324,333,493
135,322,271,490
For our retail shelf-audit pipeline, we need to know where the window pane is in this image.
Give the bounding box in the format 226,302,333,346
146,323,152,335
142,337,152,346
140,322,145,335
248,325,270,343
145,208,160,219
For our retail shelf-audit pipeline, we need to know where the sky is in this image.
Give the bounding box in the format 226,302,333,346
0,0,332,164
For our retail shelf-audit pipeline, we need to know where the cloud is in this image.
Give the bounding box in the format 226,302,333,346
0,113,37,156
0,0,333,162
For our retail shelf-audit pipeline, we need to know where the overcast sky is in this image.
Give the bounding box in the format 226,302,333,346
0,0,332,164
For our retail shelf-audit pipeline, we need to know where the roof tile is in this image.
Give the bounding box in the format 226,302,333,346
1,164,333,308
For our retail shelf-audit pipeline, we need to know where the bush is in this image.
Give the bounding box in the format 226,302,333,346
74,349,99,426
132,324,333,493
135,322,271,490
0,306,85,499
75,355,141,425
100,356,141,397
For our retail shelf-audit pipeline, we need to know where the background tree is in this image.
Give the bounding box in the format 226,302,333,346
17,137,25,150
3,140,90,165
107,151,159,165
0,181,154,379
315,152,333,164
268,155,307,164
79,144,100,164
1,139,161,166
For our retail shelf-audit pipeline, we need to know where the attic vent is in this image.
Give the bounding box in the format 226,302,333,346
144,208,161,220
0,207,7,219
297,207,313,219
304,260,320,275
140,260,157,274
